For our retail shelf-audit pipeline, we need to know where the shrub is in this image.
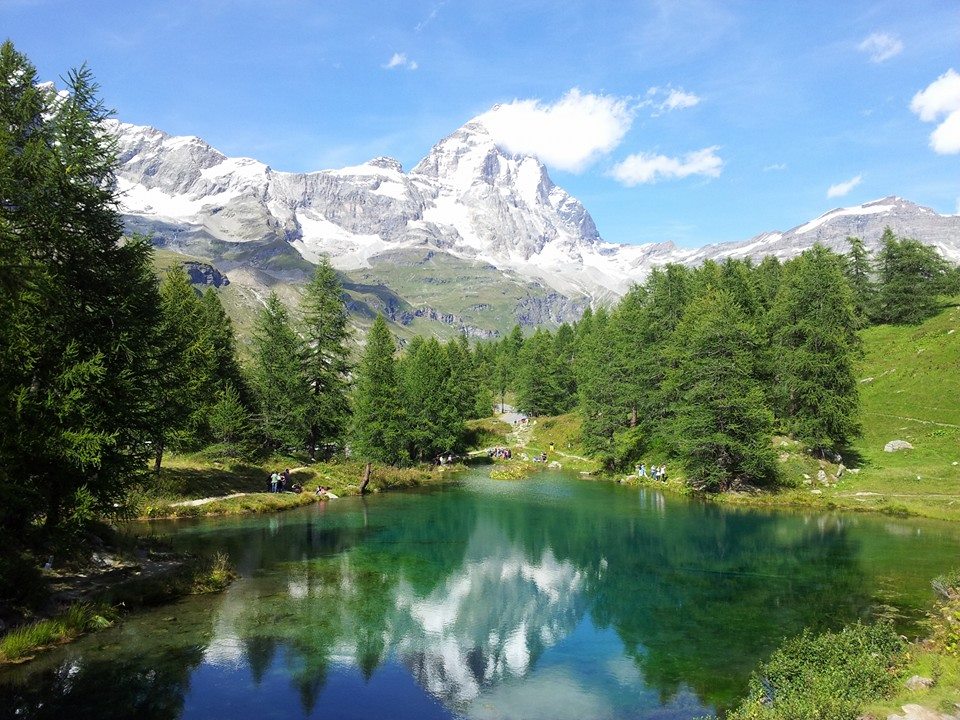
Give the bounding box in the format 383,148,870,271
726,622,905,720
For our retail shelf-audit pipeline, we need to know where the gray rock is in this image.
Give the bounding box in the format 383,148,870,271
904,675,935,691
884,440,915,452
887,703,958,720
817,469,828,484
836,464,845,477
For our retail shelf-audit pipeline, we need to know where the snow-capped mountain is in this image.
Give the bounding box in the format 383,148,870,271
109,116,677,300
109,113,960,333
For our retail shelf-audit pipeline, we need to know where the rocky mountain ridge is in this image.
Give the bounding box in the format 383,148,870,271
109,114,960,337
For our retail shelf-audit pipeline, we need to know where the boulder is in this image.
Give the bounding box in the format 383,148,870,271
887,704,957,720
904,675,935,691
884,440,914,452
817,469,828,484
836,464,845,477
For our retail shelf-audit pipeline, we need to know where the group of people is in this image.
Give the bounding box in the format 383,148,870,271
268,469,302,494
636,463,667,481
489,447,512,460
269,469,291,493
532,452,548,463
315,485,338,499
436,453,457,465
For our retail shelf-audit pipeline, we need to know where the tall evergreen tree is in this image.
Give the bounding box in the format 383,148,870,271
301,257,351,456
844,236,875,326
771,245,861,451
663,290,776,490
577,308,626,467
251,293,311,450
0,43,162,545
874,228,949,325
350,315,406,465
400,337,462,460
514,329,569,416
199,288,246,396
150,267,212,470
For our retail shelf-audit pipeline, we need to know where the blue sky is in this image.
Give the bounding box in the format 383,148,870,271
2,0,958,247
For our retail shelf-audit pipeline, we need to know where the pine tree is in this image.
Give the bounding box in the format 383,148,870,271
0,43,162,542
199,288,246,396
663,290,776,490
771,245,861,451
350,315,406,465
150,267,212,469
207,384,253,456
577,308,625,467
874,228,949,325
400,337,461,460
515,329,568,416
844,236,875,326
301,256,351,457
251,293,312,451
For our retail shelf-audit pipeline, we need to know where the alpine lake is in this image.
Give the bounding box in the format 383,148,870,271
3,468,960,720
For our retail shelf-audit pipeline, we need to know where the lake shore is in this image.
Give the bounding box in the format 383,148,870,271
134,454,467,520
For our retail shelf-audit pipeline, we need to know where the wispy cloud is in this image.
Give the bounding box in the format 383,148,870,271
383,52,418,70
826,174,862,198
477,89,634,173
911,68,960,155
764,163,787,172
857,32,903,63
643,86,701,114
611,147,723,185
415,1,445,32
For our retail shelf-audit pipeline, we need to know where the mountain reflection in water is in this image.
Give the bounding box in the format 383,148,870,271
3,471,959,720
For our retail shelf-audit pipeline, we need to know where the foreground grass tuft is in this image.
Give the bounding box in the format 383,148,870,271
0,603,118,664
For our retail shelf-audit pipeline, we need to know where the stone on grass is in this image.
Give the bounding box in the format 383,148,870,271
884,440,914,453
904,675,934,691
886,703,957,720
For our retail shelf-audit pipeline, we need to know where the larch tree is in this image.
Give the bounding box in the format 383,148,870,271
844,236,875,327
350,315,406,470
770,245,861,452
874,228,949,325
663,290,776,490
0,42,162,551
251,293,312,451
301,256,351,457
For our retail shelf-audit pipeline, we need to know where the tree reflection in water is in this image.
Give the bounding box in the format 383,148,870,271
2,473,952,720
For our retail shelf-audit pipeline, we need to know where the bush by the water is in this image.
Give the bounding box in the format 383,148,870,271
725,621,905,720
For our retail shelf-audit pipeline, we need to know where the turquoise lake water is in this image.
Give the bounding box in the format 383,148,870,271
3,469,960,719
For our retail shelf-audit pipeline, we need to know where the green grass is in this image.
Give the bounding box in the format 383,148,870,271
713,301,960,521
464,416,511,450
134,453,462,519
525,413,600,472
0,603,118,664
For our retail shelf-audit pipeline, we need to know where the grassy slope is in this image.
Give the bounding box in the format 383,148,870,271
709,301,960,521
133,453,462,519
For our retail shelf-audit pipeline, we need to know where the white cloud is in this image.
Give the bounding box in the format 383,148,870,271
764,163,787,172
661,88,700,111
477,89,634,173
826,174,862,198
910,69,960,155
930,110,960,154
643,86,701,114
610,146,723,185
857,32,903,63
383,53,418,70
